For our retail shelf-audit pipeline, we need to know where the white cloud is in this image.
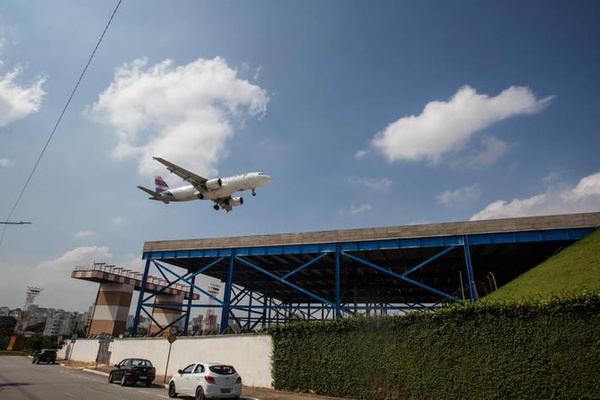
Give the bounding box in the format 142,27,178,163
11,246,114,311
253,66,263,82
74,230,94,239
350,204,372,214
37,246,112,273
120,253,145,272
355,150,368,159
471,171,600,220
437,184,482,206
349,177,392,191
0,65,46,128
111,217,125,226
88,57,269,177
371,85,553,164
0,158,12,168
450,136,508,169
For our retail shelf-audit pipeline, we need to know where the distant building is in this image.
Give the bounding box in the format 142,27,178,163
25,304,55,329
43,310,80,336
188,315,203,335
0,304,91,336
126,315,149,332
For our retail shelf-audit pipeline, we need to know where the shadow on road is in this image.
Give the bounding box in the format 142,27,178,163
0,382,31,388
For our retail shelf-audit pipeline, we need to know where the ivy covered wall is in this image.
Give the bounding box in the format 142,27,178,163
271,293,600,400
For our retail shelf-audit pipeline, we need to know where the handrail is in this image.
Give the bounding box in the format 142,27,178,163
73,264,191,293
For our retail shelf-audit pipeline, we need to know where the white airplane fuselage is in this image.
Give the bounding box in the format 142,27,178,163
164,172,271,202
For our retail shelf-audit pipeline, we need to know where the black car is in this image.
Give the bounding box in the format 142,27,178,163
109,358,156,387
32,349,57,364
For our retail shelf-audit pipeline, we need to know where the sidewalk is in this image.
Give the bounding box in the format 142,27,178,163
63,361,348,400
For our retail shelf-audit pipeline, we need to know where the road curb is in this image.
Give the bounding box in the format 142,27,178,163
82,368,109,377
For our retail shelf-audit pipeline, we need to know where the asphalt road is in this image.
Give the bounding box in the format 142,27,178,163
0,356,173,400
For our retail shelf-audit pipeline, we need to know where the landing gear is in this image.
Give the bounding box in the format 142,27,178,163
213,204,220,211
197,193,204,200
251,188,256,196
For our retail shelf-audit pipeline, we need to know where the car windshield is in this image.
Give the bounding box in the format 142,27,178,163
131,359,152,367
209,365,236,375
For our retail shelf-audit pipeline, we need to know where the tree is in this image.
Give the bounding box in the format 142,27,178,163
26,322,46,334
0,316,17,336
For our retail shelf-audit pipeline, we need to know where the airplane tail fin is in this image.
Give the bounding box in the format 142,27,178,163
155,176,170,194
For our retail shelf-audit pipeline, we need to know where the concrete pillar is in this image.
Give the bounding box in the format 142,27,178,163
88,282,133,337
149,293,183,336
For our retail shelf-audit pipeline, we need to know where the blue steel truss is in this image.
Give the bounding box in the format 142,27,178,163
133,227,594,335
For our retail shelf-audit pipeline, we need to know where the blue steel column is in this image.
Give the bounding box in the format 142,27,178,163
133,257,152,335
462,235,478,301
335,244,341,318
220,250,235,333
183,275,195,335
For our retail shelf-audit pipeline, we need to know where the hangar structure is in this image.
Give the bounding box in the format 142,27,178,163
133,212,600,336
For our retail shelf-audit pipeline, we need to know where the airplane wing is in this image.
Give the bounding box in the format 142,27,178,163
153,157,208,190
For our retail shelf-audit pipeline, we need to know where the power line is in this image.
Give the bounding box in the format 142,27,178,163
0,221,31,225
0,0,123,248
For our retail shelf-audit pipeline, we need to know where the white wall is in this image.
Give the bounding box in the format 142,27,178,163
59,334,273,388
58,339,101,363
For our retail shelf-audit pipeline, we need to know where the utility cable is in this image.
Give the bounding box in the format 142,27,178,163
0,0,123,248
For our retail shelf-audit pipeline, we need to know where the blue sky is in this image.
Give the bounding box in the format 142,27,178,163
1,0,599,310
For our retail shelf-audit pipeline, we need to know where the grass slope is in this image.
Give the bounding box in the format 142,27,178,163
483,228,600,302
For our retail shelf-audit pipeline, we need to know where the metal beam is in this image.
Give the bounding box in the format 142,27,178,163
132,258,151,335
342,251,458,302
235,256,336,308
220,251,235,333
463,235,478,301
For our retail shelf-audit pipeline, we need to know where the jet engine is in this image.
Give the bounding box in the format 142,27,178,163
205,178,222,190
229,197,244,207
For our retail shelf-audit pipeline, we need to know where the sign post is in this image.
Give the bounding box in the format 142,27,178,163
164,327,178,383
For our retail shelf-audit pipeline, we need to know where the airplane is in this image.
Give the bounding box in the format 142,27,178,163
137,157,272,212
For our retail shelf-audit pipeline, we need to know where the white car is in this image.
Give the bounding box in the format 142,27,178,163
168,362,242,400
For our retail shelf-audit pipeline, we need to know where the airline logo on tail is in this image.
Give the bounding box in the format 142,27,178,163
155,176,170,194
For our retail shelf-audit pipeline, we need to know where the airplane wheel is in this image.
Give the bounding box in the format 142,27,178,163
252,190,256,196
197,193,204,199
213,204,219,210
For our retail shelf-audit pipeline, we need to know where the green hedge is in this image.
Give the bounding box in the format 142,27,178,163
270,292,600,400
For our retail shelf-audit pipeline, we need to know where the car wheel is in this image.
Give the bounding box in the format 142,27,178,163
51,361,55,365
108,372,114,384
120,376,128,386
195,386,205,400
145,380,152,387
31,359,36,364
35,359,40,364
168,382,177,398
